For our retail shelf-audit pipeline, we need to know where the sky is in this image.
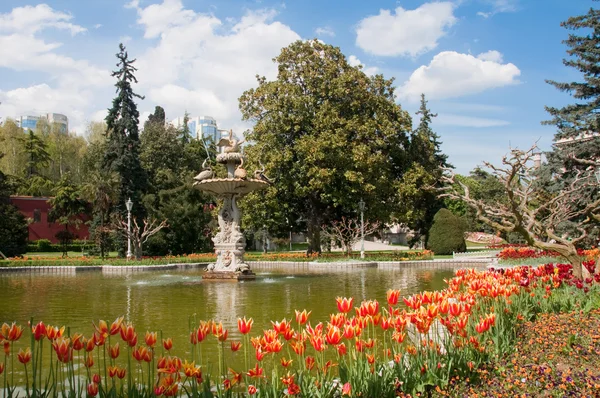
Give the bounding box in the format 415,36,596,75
0,0,593,174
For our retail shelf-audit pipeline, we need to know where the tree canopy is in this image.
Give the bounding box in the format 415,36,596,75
239,40,412,253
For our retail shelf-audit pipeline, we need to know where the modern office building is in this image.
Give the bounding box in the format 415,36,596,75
170,115,219,142
17,113,69,133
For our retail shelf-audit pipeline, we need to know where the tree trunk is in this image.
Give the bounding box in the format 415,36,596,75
533,241,582,279
306,218,322,256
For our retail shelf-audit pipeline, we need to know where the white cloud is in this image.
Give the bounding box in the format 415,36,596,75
477,50,503,63
0,4,86,36
398,50,521,101
477,0,518,18
94,24,103,29
132,1,301,127
347,55,378,76
436,114,510,127
355,2,456,57
134,0,197,39
315,26,335,37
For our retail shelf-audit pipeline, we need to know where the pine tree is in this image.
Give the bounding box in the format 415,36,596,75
103,43,148,221
180,111,192,144
0,152,28,258
398,94,452,247
544,6,600,165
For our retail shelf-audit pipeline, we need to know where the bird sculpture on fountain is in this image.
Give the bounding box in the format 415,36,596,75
234,157,247,179
217,129,246,153
254,161,273,185
193,158,214,185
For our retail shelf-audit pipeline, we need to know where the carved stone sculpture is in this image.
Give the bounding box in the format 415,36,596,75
194,131,268,280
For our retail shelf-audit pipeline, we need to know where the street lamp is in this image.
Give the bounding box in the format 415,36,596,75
126,198,133,260
286,217,292,252
358,199,365,259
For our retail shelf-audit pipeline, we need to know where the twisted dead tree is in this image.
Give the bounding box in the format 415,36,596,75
321,217,381,256
439,145,600,279
114,217,168,259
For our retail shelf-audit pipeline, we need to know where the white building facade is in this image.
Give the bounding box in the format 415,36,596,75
17,113,68,133
170,115,220,142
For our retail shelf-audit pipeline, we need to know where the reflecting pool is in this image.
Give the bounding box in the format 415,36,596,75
0,264,456,363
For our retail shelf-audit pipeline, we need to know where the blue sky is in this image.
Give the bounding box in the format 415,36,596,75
0,0,593,174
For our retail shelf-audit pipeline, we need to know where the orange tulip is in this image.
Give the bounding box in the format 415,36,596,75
182,360,200,378
85,352,94,368
290,340,305,356
325,325,342,346
230,341,241,352
247,363,264,378
17,347,31,364
108,365,118,378
343,324,354,339
237,317,254,335
272,319,291,335
94,332,106,347
94,320,108,338
145,331,157,348
116,367,126,379
85,336,95,352
212,322,228,342
2,322,24,342
109,343,120,359
133,346,149,362
305,355,315,370
120,323,137,347
449,302,461,317
280,357,293,367
52,337,73,363
32,322,46,341
336,342,347,356
295,309,311,325
109,316,124,335
386,289,401,306
71,334,84,351
336,297,354,313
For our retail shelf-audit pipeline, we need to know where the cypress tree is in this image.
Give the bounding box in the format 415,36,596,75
103,43,148,221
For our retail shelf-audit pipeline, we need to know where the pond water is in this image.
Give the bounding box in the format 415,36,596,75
0,264,456,371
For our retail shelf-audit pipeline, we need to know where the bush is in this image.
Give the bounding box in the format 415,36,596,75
36,239,52,251
427,208,467,255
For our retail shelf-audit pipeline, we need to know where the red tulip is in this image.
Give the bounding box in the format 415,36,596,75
295,309,311,325
17,347,31,364
92,374,101,384
325,325,342,346
109,316,124,336
248,385,257,395
237,317,254,335
32,322,46,341
386,289,401,306
336,297,354,313
230,341,241,352
247,363,264,378
280,357,293,367
163,338,173,351
109,343,120,359
87,383,98,397
145,331,157,348
52,337,73,363
2,322,24,342
108,366,118,378
342,382,352,396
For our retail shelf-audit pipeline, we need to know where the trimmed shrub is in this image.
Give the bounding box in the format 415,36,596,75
427,209,467,255
36,239,52,252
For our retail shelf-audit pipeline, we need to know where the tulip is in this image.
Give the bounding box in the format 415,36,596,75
182,360,199,377
280,357,293,367
2,322,24,342
305,356,315,370
295,309,311,325
116,367,126,379
229,368,242,385
272,319,291,335
87,383,98,397
72,333,85,351
85,352,94,368
52,337,73,363
109,342,120,359
247,363,264,378
85,336,95,352
230,341,241,352
212,322,228,342
3,341,9,356
386,289,401,306
336,342,347,356
255,347,265,361
325,325,342,346
133,346,149,362
95,320,108,338
108,366,118,378
196,326,208,343
120,323,137,347
32,321,46,341
329,313,346,328
92,374,101,384
17,347,31,364
145,331,157,348
0,363,4,375
342,382,352,396
288,383,301,395
109,316,124,335
343,324,354,339
248,385,257,395
236,316,253,334
336,297,354,313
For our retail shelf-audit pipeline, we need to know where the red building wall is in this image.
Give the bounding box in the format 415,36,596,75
9,196,90,243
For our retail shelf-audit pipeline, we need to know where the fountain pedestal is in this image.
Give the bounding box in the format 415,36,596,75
194,151,268,281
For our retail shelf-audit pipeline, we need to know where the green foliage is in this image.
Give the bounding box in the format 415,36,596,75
427,208,467,255
48,176,89,256
239,39,412,254
103,43,148,223
0,157,28,258
36,239,52,252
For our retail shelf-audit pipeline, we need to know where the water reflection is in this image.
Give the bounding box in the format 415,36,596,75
0,265,455,362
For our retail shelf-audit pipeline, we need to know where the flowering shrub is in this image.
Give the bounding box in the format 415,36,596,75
1,264,598,397
497,246,561,260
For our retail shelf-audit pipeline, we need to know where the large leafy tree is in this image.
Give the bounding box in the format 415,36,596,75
239,40,411,254
18,130,53,196
397,94,451,246
103,43,148,222
48,176,89,256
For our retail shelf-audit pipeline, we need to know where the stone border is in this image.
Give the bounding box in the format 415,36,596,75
0,259,491,275
0,263,207,274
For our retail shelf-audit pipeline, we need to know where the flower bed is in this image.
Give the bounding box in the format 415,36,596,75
1,262,598,397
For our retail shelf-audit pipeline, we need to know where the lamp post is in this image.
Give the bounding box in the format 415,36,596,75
126,198,133,260
286,217,292,252
358,199,365,259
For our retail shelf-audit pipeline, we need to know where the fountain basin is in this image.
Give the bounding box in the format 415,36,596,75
194,178,268,196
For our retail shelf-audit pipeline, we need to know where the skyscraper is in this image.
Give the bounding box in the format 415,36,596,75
170,115,219,142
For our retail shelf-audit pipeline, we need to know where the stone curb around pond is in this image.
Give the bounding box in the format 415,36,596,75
0,263,208,274
0,259,492,274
